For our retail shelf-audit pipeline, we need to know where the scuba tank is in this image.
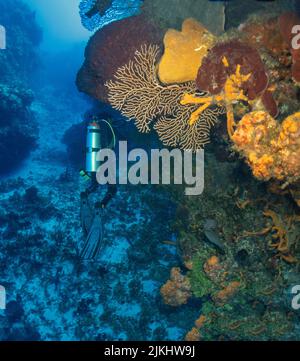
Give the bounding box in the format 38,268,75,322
80,118,117,260
86,122,102,173
84,119,116,175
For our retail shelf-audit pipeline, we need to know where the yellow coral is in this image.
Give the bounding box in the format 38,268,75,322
206,256,219,267
106,44,225,151
250,154,274,179
158,18,216,84
181,61,251,137
263,210,299,263
203,256,228,285
185,327,201,341
232,111,300,186
195,315,207,329
222,56,229,68
232,111,277,150
160,267,191,307
276,114,300,184
213,281,241,305
279,113,300,144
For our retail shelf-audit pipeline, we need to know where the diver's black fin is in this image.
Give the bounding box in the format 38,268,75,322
80,192,94,237
80,209,104,260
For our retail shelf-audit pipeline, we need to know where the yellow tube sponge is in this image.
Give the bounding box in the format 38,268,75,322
158,18,216,84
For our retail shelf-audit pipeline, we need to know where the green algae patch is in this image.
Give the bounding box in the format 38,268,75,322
189,257,215,298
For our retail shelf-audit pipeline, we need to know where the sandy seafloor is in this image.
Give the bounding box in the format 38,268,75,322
0,87,201,341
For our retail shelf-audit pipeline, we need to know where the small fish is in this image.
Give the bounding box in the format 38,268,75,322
204,230,226,253
162,240,177,246
203,219,225,253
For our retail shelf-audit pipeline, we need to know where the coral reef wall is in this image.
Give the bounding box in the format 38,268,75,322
0,0,42,174
224,0,296,29
142,0,225,35
0,0,42,83
76,15,162,103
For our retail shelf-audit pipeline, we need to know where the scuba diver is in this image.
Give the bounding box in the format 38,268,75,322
80,118,117,260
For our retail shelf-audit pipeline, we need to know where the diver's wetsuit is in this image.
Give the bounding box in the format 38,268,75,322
97,183,117,208
82,173,117,209
80,175,117,260
80,118,117,259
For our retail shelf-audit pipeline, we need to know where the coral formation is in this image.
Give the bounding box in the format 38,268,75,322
0,0,40,173
180,40,278,139
76,15,162,103
213,281,241,305
278,12,300,83
240,16,289,62
238,12,300,117
185,314,208,341
263,209,300,263
160,122,300,339
0,0,42,83
203,256,227,284
181,60,250,138
77,2,300,156
76,0,300,342
261,89,279,118
106,44,172,132
290,182,300,207
232,111,300,186
2,0,300,342
160,267,191,307
154,102,225,151
196,40,269,99
163,239,292,341
142,0,225,35
158,18,216,84
224,0,295,30
184,327,201,341
195,314,207,329
106,44,225,150
79,0,143,31
188,257,215,298
165,161,300,340
0,85,38,174
188,252,241,305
